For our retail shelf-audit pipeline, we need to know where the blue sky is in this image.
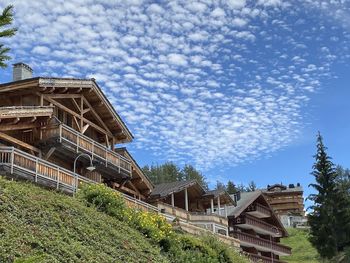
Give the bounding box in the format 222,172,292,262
1,0,350,204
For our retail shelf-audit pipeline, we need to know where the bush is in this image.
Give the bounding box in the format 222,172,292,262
126,208,173,243
77,183,126,220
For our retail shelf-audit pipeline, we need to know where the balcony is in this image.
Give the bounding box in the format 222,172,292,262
246,203,271,218
158,202,228,235
40,123,131,177
248,254,286,263
0,146,94,193
231,214,283,237
232,231,291,256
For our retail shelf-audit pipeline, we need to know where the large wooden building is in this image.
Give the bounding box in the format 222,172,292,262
228,191,292,263
0,63,153,200
262,183,305,227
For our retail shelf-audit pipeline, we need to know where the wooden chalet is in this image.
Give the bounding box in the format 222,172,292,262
262,183,305,227
228,191,291,263
0,63,152,197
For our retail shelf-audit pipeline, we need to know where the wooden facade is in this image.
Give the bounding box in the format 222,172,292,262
262,184,305,227
0,65,152,199
228,191,291,263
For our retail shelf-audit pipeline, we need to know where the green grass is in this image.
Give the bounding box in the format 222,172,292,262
281,227,320,263
0,176,249,263
0,176,167,263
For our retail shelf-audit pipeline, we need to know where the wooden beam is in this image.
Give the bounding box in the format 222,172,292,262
71,98,81,113
29,116,37,123
81,124,89,134
80,97,83,132
72,116,80,130
83,97,113,137
0,132,40,153
10,118,20,125
112,182,145,199
82,108,90,114
0,122,41,131
47,94,82,99
42,95,113,137
43,147,56,160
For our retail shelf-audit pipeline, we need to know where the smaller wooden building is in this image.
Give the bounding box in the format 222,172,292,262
262,183,305,227
228,191,291,263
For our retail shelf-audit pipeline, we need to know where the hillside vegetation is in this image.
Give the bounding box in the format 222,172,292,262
0,177,248,263
280,228,320,263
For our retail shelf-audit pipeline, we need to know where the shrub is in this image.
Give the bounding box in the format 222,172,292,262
126,208,173,243
77,183,126,220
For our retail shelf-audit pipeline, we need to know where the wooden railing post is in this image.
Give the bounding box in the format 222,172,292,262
57,167,60,190
10,147,14,174
35,159,38,182
59,124,62,143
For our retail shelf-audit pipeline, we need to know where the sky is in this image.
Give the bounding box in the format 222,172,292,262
1,0,350,206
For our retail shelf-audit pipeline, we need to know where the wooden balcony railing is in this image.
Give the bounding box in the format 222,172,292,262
248,253,286,263
41,124,131,176
157,202,228,234
246,203,271,218
232,214,282,236
232,231,291,255
0,146,94,192
0,146,159,214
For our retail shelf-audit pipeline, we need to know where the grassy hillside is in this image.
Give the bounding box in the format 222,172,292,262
0,177,167,263
280,227,320,263
0,177,248,263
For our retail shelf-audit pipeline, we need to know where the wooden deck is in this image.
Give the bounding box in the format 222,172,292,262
0,146,94,193
41,124,131,176
158,202,229,235
232,214,283,237
231,231,291,256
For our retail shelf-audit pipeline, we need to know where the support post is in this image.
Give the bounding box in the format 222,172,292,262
185,188,188,211
171,193,175,207
217,196,221,215
211,198,214,213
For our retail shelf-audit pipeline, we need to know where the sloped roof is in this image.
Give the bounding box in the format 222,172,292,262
115,147,154,191
150,179,204,198
0,77,133,142
228,190,288,237
228,191,262,218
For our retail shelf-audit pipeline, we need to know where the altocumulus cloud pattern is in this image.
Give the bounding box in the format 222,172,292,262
1,0,349,170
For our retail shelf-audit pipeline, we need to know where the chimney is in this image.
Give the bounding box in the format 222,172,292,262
13,63,33,81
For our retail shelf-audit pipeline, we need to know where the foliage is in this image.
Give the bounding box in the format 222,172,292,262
142,162,208,189
73,183,249,263
307,133,350,259
226,180,237,194
0,5,17,68
77,182,126,220
215,180,256,193
162,233,249,263
280,228,321,263
0,177,167,263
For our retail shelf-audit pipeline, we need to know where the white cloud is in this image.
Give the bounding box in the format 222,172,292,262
32,46,51,55
1,0,348,176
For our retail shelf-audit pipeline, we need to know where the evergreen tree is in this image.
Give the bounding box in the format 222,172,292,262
0,5,17,68
246,181,257,192
142,163,208,189
215,181,226,191
226,180,237,194
181,164,208,190
308,133,350,259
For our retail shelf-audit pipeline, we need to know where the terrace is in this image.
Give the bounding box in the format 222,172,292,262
231,231,291,256
39,123,131,177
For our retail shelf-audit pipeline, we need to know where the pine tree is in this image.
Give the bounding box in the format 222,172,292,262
0,5,17,68
308,133,350,259
226,180,237,194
